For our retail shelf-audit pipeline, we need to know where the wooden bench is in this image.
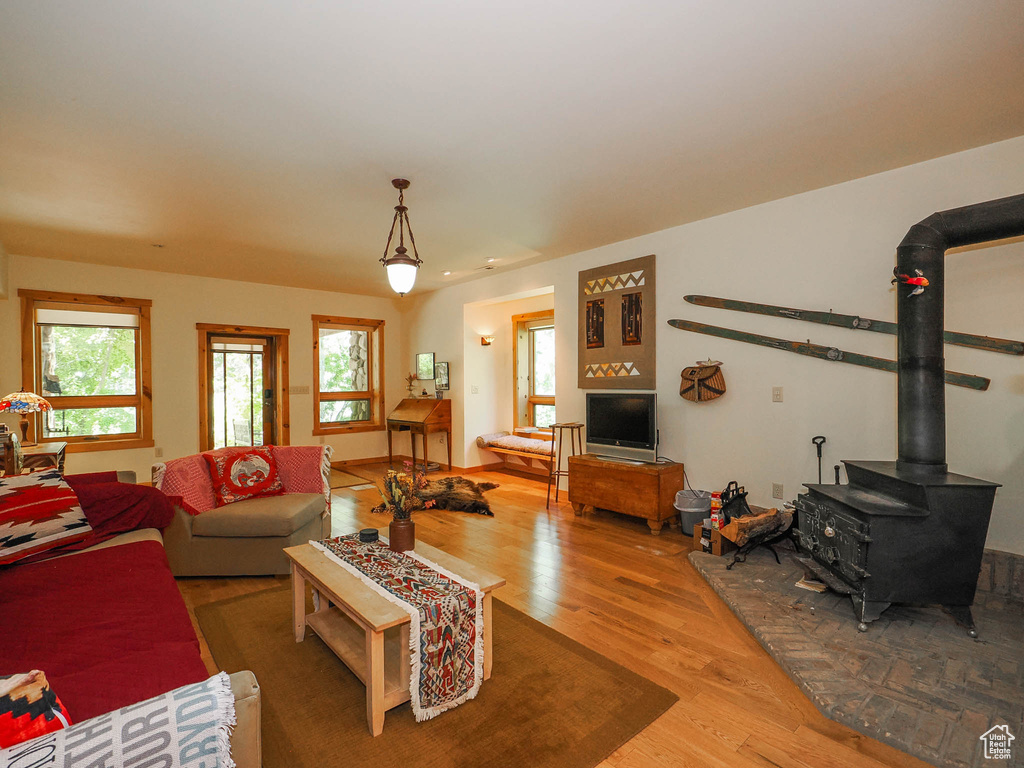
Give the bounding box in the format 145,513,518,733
478,431,554,476
484,445,553,475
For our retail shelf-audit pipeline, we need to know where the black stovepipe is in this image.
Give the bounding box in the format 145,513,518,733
896,193,1024,475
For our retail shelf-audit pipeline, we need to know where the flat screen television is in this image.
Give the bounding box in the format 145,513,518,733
585,392,658,462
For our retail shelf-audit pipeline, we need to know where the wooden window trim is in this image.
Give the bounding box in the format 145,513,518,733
512,310,555,429
312,315,385,435
196,324,291,452
19,289,153,452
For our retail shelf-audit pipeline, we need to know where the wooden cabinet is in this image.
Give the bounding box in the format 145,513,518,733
567,454,684,535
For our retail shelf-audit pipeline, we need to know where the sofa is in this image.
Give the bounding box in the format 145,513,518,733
0,472,261,767
154,444,333,577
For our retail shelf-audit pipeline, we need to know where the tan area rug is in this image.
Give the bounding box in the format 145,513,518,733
196,587,677,768
330,468,370,489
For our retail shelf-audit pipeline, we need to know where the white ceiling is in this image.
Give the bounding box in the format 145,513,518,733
1,1,1023,297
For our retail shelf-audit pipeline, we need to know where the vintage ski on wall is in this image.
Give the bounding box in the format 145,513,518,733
666,318,990,391
684,294,1024,356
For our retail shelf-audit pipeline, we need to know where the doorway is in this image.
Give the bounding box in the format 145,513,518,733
197,324,291,451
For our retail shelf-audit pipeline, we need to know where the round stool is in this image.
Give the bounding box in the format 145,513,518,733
546,422,584,509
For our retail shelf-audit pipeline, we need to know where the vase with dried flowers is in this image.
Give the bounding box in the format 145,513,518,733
372,467,435,552
404,372,417,397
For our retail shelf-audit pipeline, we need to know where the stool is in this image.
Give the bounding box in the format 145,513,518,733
546,422,584,509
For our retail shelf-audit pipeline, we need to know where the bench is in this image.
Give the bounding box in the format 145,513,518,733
476,431,554,476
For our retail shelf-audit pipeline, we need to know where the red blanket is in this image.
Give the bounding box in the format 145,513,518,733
0,541,209,721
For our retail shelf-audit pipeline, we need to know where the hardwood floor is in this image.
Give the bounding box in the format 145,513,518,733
176,463,929,768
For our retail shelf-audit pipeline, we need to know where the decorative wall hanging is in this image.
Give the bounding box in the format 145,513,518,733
684,293,1023,355
679,359,726,402
577,254,656,389
667,318,989,391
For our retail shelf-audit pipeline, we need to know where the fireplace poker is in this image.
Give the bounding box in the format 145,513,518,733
811,435,826,484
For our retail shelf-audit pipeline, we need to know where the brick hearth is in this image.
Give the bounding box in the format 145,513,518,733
689,542,1023,768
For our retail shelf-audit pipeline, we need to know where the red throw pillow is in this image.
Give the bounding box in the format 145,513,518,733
0,670,72,749
0,469,92,566
203,446,284,506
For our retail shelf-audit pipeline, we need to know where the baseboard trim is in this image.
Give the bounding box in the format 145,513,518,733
331,456,393,467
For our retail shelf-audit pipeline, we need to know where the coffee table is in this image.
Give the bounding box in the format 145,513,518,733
284,539,505,736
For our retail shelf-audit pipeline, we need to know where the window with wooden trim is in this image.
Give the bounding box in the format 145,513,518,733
19,290,153,451
513,310,555,429
313,315,385,434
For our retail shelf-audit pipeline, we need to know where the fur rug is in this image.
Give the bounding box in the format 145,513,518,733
371,476,499,517
417,476,499,516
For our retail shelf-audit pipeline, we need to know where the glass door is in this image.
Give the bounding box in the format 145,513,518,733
209,336,274,448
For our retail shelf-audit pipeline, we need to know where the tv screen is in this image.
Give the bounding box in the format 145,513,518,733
586,393,657,451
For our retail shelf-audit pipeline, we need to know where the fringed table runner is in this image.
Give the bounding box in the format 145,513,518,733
311,535,484,721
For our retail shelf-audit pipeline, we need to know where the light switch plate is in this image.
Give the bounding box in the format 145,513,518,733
289,385,310,395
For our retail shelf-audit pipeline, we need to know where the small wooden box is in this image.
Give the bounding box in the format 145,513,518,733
692,524,737,556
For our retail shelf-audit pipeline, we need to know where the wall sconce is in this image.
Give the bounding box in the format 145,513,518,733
481,336,495,346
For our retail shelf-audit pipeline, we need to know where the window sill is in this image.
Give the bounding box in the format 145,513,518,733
60,438,155,453
313,423,384,436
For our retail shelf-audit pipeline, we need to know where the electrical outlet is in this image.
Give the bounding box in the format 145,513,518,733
471,385,480,394
318,435,325,445
772,386,783,403
772,483,784,499
154,447,163,458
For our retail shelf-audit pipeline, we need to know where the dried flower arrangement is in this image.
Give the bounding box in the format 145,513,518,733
373,467,435,520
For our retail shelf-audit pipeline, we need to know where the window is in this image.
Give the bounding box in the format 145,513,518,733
513,310,555,429
313,315,385,434
19,290,153,451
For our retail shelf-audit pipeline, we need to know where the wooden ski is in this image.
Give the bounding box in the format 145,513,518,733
684,295,1024,356
667,318,990,391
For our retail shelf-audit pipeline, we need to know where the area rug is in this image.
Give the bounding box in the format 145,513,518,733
196,587,677,768
330,468,370,489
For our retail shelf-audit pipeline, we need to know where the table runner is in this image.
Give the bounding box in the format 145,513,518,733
311,535,484,721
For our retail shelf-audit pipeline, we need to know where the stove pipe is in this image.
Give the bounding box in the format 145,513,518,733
896,193,1024,476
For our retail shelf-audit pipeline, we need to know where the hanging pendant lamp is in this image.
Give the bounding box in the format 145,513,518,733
379,178,423,296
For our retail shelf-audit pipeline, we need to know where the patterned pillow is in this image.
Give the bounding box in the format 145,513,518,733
0,469,92,565
0,671,72,749
204,446,284,506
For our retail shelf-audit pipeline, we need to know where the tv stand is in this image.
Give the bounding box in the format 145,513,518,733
567,454,684,535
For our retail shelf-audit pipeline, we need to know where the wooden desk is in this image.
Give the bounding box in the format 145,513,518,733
22,442,68,474
284,540,504,735
568,454,684,535
386,398,452,471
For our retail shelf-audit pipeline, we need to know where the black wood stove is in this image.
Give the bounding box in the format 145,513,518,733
795,193,1024,634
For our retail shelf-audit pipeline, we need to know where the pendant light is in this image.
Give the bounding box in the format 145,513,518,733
379,178,423,296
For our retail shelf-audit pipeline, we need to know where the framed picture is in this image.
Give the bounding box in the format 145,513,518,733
434,361,450,391
416,352,435,380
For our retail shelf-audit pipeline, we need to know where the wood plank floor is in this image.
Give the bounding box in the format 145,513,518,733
176,463,930,768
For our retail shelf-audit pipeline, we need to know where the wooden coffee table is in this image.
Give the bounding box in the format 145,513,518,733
284,540,505,736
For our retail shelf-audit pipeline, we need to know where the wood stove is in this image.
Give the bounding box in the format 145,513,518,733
795,193,1024,634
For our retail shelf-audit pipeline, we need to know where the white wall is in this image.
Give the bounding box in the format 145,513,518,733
0,255,406,480
404,135,1024,555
